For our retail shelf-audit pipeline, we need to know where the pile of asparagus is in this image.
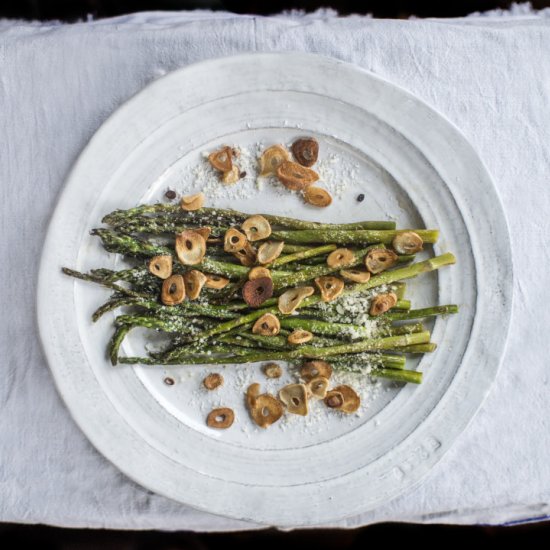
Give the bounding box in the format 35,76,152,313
62,202,458,384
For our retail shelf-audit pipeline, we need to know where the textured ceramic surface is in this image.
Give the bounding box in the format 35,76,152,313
37,52,512,527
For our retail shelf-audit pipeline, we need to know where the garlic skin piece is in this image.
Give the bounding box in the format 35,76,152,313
241,215,272,241
392,231,424,254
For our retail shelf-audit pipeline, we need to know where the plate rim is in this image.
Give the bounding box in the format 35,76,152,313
37,51,513,527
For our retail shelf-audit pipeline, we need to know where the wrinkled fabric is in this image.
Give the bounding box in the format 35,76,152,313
0,8,549,531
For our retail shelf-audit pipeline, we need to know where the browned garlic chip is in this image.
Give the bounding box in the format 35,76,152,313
392,231,423,255
241,215,271,241
208,146,233,172
330,385,361,414
314,276,344,302
327,248,355,268
224,228,247,253
291,138,319,168
307,376,329,399
277,286,315,314
340,269,371,283
161,274,185,305
369,292,398,316
287,329,313,345
175,230,206,265
243,277,274,307
259,145,290,177
279,384,309,415
303,186,332,208
248,266,271,280
193,226,212,241
365,248,397,274
204,274,229,289
263,363,283,379
257,241,284,264
222,165,240,185
276,161,319,191
183,269,207,300
300,360,333,382
206,407,234,429
148,255,172,279
203,373,224,390
180,192,204,211
252,313,280,336
232,243,257,266
246,384,284,429
324,391,344,409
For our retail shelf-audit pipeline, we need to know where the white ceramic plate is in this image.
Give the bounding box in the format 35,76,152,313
37,52,512,527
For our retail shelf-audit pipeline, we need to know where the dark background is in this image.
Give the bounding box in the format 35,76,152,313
1,0,549,545
1,519,550,547
1,0,549,20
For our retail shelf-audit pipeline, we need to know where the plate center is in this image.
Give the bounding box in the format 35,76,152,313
119,129,434,450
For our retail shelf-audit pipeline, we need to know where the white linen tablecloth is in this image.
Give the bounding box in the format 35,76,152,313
1,6,549,531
